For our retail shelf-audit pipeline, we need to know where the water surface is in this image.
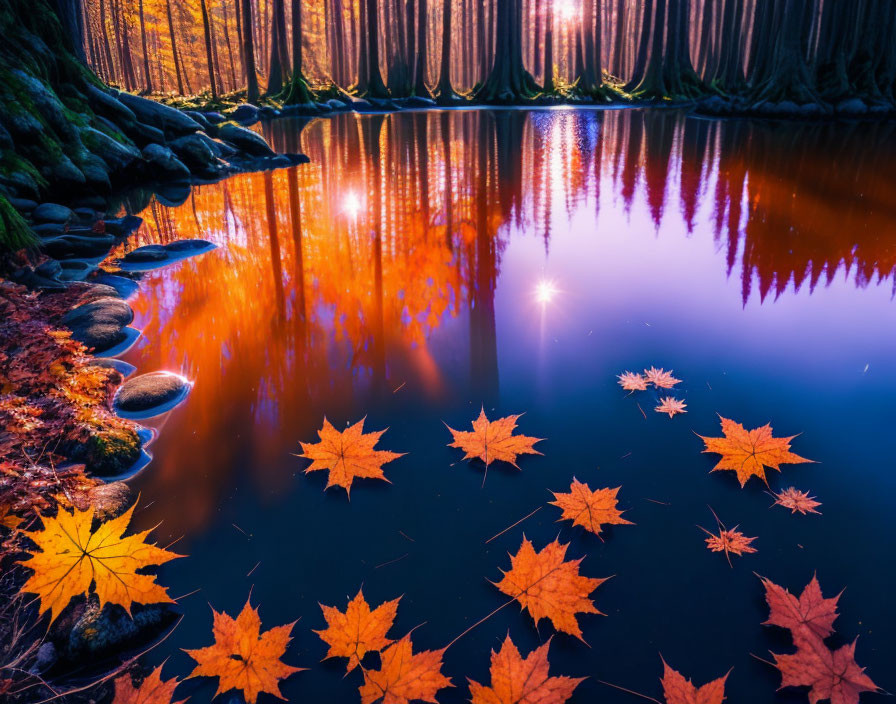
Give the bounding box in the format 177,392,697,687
117,109,896,702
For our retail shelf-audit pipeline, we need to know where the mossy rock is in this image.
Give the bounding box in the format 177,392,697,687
79,426,142,476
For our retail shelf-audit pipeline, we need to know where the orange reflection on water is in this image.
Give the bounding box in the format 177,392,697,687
117,110,896,536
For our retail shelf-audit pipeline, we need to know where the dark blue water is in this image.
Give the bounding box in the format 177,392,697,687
116,109,896,703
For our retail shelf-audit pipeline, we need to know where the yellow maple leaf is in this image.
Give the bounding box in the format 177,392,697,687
699,415,812,487
549,479,634,539
19,503,182,623
358,635,452,704
185,598,304,704
315,588,400,673
298,417,404,496
446,408,543,470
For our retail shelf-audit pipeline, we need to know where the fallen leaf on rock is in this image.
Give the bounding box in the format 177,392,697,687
359,635,451,704
298,417,404,497
185,598,303,704
774,638,877,704
655,397,687,418
618,372,648,392
661,658,728,704
761,574,840,648
493,536,606,640
549,479,633,539
772,487,821,515
468,634,583,704
447,408,542,469
315,588,400,673
19,502,182,623
644,367,681,389
113,665,185,704
699,416,812,487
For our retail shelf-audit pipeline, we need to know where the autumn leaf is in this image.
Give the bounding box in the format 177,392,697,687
655,397,687,418
772,487,821,515
661,658,728,704
19,503,182,623
700,525,756,566
699,416,812,487
298,417,404,497
644,367,681,389
315,588,400,673
761,575,840,648
447,409,543,471
113,665,186,704
493,536,606,640
0,504,21,530
773,638,877,704
549,479,633,539
618,371,648,392
185,598,304,704
467,634,584,704
358,635,452,704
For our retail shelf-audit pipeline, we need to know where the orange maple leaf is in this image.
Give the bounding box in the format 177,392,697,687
18,503,182,623
468,634,583,704
358,635,452,704
773,638,877,704
644,367,681,389
184,598,304,703
618,371,648,392
549,479,633,539
655,397,687,418
699,416,812,487
700,525,757,566
493,537,607,640
772,487,821,515
112,665,186,704
315,588,400,673
446,408,543,470
660,658,728,704
761,575,840,648
298,417,404,497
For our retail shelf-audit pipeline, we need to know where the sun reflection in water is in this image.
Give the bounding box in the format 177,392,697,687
342,191,363,218
535,279,560,304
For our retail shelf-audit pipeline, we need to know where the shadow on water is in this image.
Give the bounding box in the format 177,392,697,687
112,109,896,703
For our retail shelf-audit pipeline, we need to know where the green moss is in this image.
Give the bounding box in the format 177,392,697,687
82,426,142,476
0,193,37,252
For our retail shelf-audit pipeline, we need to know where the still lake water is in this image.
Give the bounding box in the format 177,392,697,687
116,109,895,702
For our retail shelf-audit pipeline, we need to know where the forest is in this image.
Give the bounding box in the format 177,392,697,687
82,0,896,111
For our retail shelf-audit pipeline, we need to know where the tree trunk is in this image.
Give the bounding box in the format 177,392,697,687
241,0,260,102
200,0,219,98
414,0,431,95
436,0,456,101
166,0,185,94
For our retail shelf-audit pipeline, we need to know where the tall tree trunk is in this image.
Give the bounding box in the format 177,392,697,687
543,2,554,91
200,0,219,97
166,0,185,94
414,0,431,95
137,0,152,90
241,0,260,101
436,0,456,101
266,0,287,93
364,0,389,96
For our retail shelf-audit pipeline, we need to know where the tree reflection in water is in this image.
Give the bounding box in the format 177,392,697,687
113,109,896,535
